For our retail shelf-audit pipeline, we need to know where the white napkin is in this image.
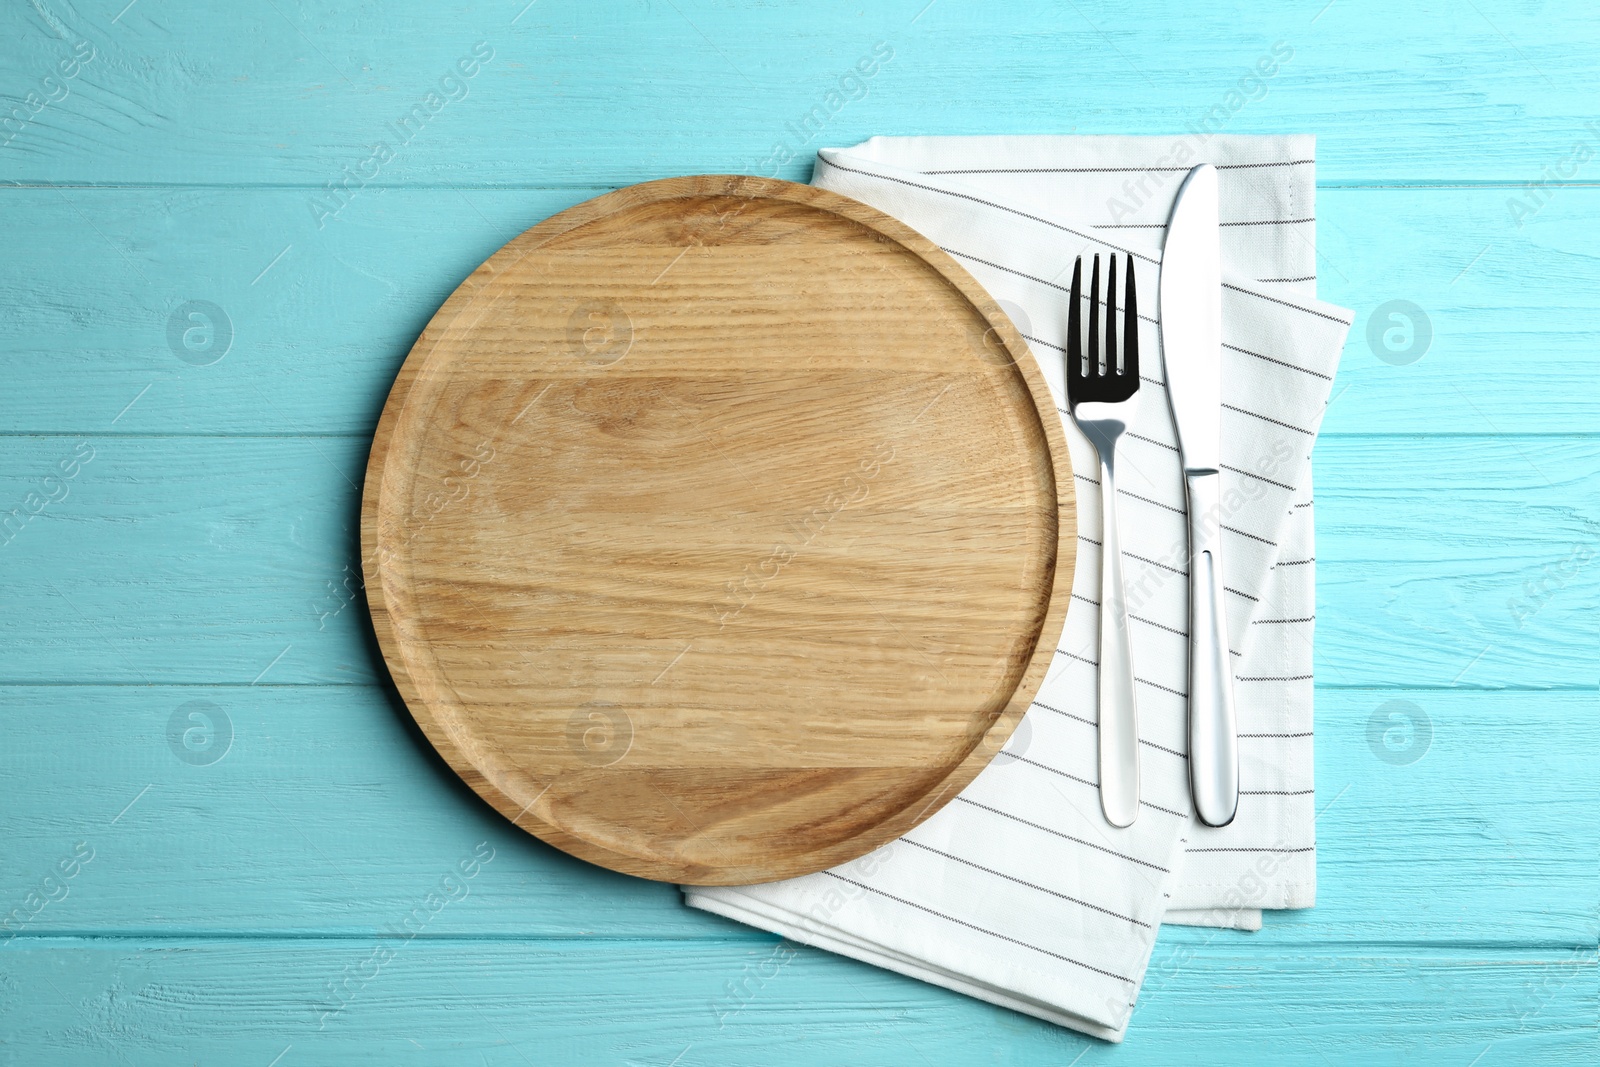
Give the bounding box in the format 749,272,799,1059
685,135,1352,1041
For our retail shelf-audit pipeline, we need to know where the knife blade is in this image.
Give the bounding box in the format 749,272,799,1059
1159,163,1239,828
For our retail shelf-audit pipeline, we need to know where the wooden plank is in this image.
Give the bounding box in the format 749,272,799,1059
1314,435,1600,690
1317,185,1600,437
0,683,708,939
0,434,1592,688
2,1,1598,185
0,187,592,438
2,686,1592,945
0,185,1596,436
1302,689,1598,946
0,938,1591,1064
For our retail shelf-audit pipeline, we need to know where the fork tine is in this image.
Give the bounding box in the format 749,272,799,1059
1067,256,1083,379
1087,254,1101,376
1106,253,1118,375
1123,258,1139,381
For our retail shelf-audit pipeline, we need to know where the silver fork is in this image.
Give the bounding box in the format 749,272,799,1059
1065,253,1141,828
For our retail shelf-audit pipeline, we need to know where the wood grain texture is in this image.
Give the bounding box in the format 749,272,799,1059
4,0,1600,183
3,185,1599,437
3,0,1599,1060
362,176,1074,883
0,434,1589,689
0,940,1592,1065
1,687,1593,946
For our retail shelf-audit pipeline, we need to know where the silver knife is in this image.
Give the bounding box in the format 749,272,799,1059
1159,164,1239,827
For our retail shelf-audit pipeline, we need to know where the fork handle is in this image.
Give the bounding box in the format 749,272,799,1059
1097,453,1140,828
1185,470,1239,827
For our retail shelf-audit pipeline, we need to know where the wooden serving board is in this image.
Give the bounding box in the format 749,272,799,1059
362,175,1075,885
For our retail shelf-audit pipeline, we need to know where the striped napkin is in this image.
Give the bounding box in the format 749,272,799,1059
685,135,1352,1041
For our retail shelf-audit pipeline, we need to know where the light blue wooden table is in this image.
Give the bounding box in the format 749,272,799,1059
2,1,1596,1062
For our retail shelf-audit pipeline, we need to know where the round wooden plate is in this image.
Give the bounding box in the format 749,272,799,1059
362,175,1075,885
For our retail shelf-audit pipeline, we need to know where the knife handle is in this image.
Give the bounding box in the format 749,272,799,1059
1185,471,1239,827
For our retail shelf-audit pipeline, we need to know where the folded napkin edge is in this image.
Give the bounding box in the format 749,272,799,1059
684,889,1132,1042
812,145,1355,329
